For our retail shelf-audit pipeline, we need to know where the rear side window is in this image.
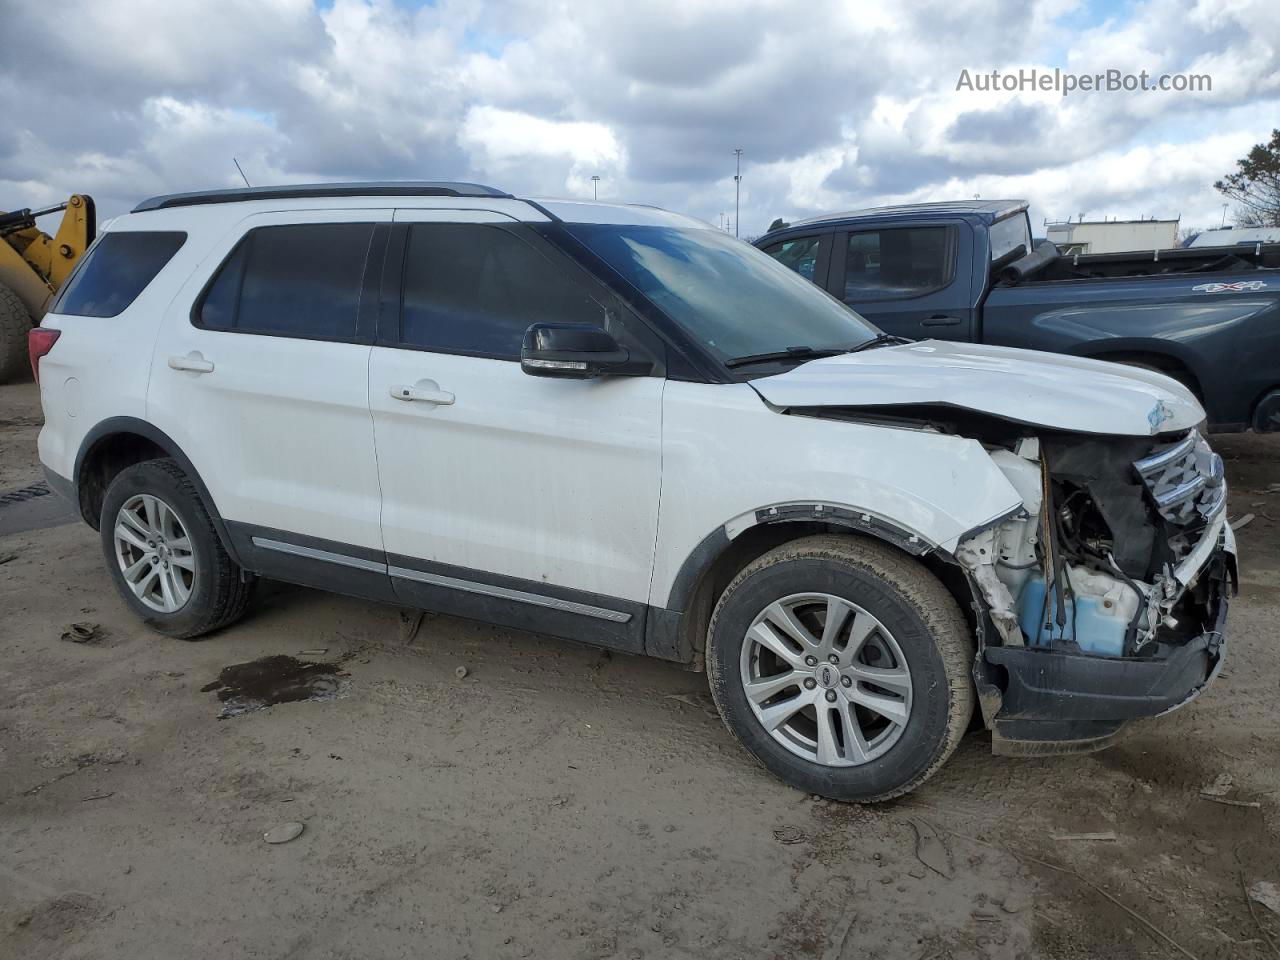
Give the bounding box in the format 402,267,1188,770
196,223,374,340
990,213,1031,262
399,223,604,359
842,227,952,302
54,231,186,318
761,235,825,281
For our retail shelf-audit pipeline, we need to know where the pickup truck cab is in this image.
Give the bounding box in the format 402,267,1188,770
757,200,1280,432
32,183,1235,802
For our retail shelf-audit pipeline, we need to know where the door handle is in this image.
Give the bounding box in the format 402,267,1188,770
168,353,215,373
921,315,962,327
390,381,455,405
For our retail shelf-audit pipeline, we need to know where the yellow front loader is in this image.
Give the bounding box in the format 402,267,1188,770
0,194,95,382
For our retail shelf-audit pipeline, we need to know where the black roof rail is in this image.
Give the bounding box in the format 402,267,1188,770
132,181,513,212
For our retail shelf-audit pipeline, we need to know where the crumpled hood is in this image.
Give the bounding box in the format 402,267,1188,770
750,340,1203,436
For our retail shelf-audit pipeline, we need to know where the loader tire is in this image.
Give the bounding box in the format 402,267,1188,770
0,283,33,384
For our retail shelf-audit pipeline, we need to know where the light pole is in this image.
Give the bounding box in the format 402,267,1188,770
733,148,743,237
591,175,601,200
1220,203,1228,228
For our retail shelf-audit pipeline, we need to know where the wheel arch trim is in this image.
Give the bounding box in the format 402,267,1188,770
72,416,242,565
662,501,938,614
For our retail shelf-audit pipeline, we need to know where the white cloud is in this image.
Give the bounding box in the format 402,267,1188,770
0,0,1276,236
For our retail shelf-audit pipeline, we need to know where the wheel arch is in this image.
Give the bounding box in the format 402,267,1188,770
649,505,974,668
73,416,242,564
1070,343,1205,401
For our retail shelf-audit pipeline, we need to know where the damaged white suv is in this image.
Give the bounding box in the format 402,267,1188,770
33,182,1236,801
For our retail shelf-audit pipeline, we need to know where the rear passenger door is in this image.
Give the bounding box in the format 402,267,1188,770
149,210,394,597
367,209,665,651
828,224,974,341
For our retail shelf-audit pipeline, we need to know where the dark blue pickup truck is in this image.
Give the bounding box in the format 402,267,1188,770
756,200,1280,432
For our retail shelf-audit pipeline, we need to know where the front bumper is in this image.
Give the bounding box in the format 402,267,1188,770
980,532,1233,757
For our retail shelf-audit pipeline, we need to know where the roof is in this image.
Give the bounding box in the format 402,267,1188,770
132,181,511,212
531,198,710,229
788,199,1028,229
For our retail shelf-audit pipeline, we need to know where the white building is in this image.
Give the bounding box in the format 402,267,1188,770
1045,217,1180,255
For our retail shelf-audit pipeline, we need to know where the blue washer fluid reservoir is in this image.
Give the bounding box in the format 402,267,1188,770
1015,574,1133,657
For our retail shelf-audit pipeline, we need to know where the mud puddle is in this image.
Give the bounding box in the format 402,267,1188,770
201,655,348,719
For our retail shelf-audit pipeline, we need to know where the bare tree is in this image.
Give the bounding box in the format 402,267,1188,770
1215,129,1280,227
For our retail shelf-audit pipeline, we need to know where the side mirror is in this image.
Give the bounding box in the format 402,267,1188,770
520,323,652,379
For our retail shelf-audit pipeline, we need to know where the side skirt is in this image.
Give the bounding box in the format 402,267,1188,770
387,552,648,655
225,521,655,657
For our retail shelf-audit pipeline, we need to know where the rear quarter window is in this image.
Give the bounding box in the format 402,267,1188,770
52,231,186,318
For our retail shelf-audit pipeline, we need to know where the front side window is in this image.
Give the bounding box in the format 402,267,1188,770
197,223,374,339
842,227,952,302
54,231,186,318
566,224,877,366
761,235,825,282
399,223,605,359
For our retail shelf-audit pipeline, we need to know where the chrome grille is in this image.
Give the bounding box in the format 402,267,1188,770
1133,430,1226,525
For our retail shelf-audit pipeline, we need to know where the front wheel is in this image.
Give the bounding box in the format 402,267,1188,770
706,535,974,802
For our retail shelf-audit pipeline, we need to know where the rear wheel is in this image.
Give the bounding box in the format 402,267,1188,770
0,283,33,383
100,458,253,638
706,535,974,802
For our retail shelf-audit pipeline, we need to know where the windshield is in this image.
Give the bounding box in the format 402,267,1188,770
565,224,879,364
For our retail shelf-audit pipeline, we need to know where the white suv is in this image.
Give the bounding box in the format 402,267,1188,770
32,182,1236,801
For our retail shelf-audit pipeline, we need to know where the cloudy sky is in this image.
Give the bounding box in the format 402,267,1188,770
2,0,1277,236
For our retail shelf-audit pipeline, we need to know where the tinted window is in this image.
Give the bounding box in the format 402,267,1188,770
400,224,604,358
197,223,374,339
54,231,185,318
762,235,825,281
990,213,1031,262
843,227,951,302
567,225,877,365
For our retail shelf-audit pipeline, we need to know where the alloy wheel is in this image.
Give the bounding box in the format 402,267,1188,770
112,493,197,613
739,592,913,766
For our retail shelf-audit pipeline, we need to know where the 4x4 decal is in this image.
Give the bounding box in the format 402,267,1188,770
1191,280,1269,293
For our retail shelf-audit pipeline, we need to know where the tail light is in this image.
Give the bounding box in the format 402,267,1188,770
28,328,61,384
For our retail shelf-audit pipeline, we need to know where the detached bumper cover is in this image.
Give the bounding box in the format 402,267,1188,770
982,538,1232,756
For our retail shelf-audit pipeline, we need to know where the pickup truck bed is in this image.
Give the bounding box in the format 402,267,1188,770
756,200,1280,432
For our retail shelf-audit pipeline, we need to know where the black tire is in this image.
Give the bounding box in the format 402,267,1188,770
706,535,974,803
99,458,253,639
0,282,33,384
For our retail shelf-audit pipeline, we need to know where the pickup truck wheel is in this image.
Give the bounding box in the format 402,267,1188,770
100,458,253,639
706,535,974,803
0,283,33,384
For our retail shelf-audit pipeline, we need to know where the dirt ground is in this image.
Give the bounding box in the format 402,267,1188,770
2,375,1278,960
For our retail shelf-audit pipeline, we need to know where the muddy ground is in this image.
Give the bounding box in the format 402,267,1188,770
2,375,1278,960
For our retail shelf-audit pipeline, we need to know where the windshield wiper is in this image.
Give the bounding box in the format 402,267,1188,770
725,336,909,369
844,333,910,354
724,345,847,369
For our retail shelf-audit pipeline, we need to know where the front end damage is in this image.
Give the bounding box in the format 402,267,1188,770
956,429,1237,755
